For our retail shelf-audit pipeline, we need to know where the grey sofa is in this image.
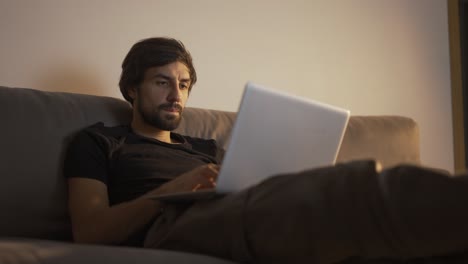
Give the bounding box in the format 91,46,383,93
0,86,420,263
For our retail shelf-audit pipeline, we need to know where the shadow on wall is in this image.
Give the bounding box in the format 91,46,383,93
35,61,107,96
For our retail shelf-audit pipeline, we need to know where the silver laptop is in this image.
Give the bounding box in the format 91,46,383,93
150,82,350,201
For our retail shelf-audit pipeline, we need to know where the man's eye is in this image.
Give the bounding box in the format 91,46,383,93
156,81,168,86
180,84,189,90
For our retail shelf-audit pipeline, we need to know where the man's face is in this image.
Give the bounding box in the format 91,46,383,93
131,61,191,131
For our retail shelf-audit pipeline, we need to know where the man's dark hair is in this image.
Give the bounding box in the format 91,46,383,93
119,37,197,104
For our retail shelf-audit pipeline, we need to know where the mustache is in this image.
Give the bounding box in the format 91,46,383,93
158,103,183,112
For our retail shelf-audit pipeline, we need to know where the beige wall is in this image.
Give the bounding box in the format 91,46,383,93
0,0,454,172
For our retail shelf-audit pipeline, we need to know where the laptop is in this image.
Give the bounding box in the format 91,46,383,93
150,82,350,201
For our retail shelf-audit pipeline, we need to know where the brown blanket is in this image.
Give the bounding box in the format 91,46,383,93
144,160,468,264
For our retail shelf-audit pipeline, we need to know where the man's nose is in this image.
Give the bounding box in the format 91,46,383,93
167,83,182,102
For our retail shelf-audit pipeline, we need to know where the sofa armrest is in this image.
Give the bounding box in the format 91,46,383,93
336,116,420,169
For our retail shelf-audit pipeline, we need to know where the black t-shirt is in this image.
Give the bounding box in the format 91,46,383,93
64,122,224,205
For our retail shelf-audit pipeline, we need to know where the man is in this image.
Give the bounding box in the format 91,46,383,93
65,37,221,246
65,37,468,263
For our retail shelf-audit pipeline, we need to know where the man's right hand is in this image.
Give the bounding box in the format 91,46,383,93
145,163,220,197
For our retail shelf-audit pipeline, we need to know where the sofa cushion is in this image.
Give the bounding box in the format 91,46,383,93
174,107,236,150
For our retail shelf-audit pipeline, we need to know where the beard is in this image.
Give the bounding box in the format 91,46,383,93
138,102,183,131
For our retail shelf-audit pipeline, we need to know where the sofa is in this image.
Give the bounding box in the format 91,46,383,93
0,86,420,263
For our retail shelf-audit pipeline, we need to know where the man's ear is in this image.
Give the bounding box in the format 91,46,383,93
128,86,137,101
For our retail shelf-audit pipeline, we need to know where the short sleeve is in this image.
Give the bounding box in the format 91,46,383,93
63,128,110,185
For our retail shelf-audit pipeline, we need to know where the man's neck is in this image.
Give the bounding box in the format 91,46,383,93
130,120,173,144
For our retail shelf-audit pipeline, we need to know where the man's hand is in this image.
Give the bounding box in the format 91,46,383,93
146,163,220,197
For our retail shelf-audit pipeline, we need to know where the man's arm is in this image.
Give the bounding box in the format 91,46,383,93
68,177,160,244
68,164,219,245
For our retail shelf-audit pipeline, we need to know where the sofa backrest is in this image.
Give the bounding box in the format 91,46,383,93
0,86,420,241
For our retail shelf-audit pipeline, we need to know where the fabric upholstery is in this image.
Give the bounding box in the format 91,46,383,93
0,239,235,264
337,116,420,168
0,87,131,241
175,107,236,150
